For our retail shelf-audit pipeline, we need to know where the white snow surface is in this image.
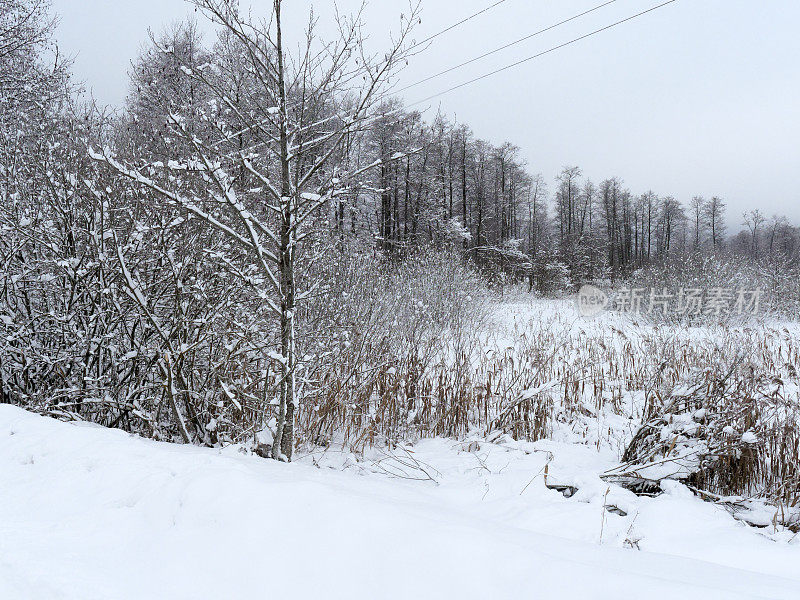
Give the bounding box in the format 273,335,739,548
2,402,800,599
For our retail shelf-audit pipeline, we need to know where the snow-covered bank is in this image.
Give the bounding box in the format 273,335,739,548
1,404,799,599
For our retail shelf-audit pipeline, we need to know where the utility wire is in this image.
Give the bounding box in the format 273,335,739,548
396,0,617,95
406,0,678,110
219,0,676,148
408,0,511,52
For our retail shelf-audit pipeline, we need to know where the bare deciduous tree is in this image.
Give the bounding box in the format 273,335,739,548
92,0,420,460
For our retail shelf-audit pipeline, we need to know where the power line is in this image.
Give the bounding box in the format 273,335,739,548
307,1,679,169
406,0,679,110
327,0,678,138
396,0,617,95
408,0,511,52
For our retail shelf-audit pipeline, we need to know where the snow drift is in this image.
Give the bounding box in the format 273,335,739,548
1,404,799,599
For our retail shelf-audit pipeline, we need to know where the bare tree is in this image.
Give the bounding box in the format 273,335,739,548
689,195,706,250
92,0,420,460
705,196,726,250
743,209,765,258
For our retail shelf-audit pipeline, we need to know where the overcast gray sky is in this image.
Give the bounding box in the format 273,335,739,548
52,0,800,227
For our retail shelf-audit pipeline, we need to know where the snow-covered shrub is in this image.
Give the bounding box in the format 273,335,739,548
626,252,800,323
622,345,800,506
529,259,572,296
296,241,491,447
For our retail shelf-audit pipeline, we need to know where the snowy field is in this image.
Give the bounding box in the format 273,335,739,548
2,403,800,599
2,299,800,599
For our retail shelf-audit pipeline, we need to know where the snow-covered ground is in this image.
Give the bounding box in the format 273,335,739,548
2,401,800,599
2,297,799,599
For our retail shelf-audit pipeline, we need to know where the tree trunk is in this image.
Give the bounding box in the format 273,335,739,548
272,0,296,462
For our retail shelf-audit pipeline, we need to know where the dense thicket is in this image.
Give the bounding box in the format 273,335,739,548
1,0,798,455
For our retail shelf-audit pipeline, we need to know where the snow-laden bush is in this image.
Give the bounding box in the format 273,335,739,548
625,252,800,324
621,345,800,508
296,242,491,447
